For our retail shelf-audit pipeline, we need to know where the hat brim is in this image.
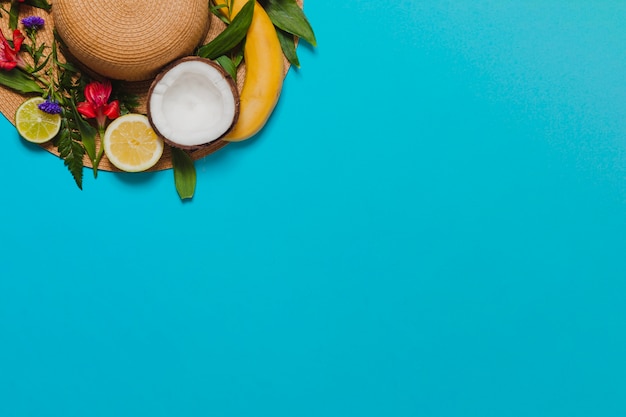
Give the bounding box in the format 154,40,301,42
0,2,300,172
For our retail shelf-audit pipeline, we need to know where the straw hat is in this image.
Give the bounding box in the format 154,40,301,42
0,1,301,171
53,0,210,81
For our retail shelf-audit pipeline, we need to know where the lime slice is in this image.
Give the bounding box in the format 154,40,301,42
15,97,62,144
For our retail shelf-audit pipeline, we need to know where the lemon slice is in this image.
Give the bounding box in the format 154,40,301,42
15,97,62,144
103,113,164,172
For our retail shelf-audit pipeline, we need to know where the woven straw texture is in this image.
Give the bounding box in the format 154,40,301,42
53,0,210,81
0,0,301,172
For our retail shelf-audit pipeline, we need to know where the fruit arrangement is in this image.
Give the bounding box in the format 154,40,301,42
0,0,315,199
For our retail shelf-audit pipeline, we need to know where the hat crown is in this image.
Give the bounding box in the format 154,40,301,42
53,0,210,81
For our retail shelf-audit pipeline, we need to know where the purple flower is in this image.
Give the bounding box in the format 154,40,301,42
21,16,45,30
38,99,62,115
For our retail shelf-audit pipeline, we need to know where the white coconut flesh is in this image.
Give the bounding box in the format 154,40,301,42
148,59,237,148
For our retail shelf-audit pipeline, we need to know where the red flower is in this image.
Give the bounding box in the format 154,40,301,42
0,29,25,71
77,80,120,129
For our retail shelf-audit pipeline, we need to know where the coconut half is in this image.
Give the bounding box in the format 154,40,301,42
147,57,239,149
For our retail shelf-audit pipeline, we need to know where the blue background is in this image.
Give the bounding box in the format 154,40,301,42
2,1,626,416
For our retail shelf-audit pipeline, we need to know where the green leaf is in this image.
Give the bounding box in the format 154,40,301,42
171,147,197,200
23,0,52,11
276,28,299,68
197,0,254,60
8,1,19,30
33,54,50,73
34,43,46,63
52,31,80,73
68,98,98,176
232,46,244,67
0,69,43,94
56,117,85,190
261,0,316,47
55,59,78,73
210,3,232,25
215,55,237,81
111,81,140,114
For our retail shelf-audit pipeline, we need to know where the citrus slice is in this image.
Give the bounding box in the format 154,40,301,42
103,113,164,172
15,97,62,144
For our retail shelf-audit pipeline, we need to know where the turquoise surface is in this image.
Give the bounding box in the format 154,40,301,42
2,1,626,416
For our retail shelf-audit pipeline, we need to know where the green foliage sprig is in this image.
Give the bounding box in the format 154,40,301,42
49,40,91,186
55,102,86,189
0,15,135,188
198,0,254,61
261,0,316,67
171,147,197,200
203,0,316,69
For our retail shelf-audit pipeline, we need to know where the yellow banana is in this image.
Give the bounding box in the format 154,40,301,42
219,0,284,142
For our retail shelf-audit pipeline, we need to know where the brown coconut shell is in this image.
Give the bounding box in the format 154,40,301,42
52,0,210,81
147,56,240,151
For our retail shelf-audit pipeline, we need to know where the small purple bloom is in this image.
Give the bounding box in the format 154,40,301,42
38,99,62,115
21,16,45,30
